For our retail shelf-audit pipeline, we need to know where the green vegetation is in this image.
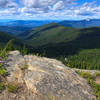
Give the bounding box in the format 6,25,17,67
64,49,100,70
0,39,13,59
0,26,31,35
75,70,93,79
21,44,28,55
18,23,100,57
0,30,33,54
76,71,100,100
0,83,4,91
19,23,78,47
95,72,100,77
47,96,56,100
6,83,18,93
0,67,6,76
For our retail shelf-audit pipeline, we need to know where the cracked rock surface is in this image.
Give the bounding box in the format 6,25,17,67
0,51,95,100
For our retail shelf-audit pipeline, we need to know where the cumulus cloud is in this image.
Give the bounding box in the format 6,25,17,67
0,0,100,20
0,0,17,8
51,1,64,10
23,0,76,11
73,2,100,17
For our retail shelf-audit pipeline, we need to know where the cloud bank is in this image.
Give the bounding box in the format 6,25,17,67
0,0,100,20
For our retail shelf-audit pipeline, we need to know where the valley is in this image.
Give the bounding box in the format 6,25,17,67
1,19,100,70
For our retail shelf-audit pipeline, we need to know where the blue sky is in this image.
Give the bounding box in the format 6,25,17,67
0,0,100,20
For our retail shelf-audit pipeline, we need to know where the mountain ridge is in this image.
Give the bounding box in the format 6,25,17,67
59,19,100,28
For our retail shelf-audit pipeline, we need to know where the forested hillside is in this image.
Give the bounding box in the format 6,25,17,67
0,30,31,50
19,23,100,57
18,23,100,70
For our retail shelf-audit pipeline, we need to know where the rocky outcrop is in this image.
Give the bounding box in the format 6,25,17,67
0,51,95,100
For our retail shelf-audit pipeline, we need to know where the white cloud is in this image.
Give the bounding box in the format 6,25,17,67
0,0,17,8
0,0,100,20
73,2,100,17
52,1,64,10
23,0,76,11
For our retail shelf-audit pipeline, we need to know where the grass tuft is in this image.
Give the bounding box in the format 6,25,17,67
6,83,18,93
76,71,100,100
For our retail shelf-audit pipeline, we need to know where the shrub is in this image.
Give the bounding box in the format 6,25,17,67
21,44,27,55
95,72,100,77
7,83,18,93
75,70,93,79
0,83,4,91
0,68,6,76
0,39,13,59
0,64,7,76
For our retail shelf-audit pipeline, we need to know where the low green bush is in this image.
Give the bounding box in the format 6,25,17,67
75,70,93,79
95,72,100,77
6,83,18,93
0,68,6,76
0,64,7,76
0,83,4,91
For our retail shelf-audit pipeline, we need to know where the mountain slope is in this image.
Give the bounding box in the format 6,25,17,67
19,23,78,47
0,31,27,49
0,26,32,35
19,23,100,58
0,20,60,36
35,27,100,57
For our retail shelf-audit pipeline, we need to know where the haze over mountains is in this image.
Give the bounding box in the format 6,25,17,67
0,20,60,35
0,19,100,35
59,19,100,28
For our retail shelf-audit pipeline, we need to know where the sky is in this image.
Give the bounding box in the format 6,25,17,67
0,0,100,20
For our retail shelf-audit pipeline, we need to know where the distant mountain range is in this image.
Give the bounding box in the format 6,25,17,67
0,26,32,35
0,20,60,35
0,19,100,35
59,19,100,28
0,20,60,27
